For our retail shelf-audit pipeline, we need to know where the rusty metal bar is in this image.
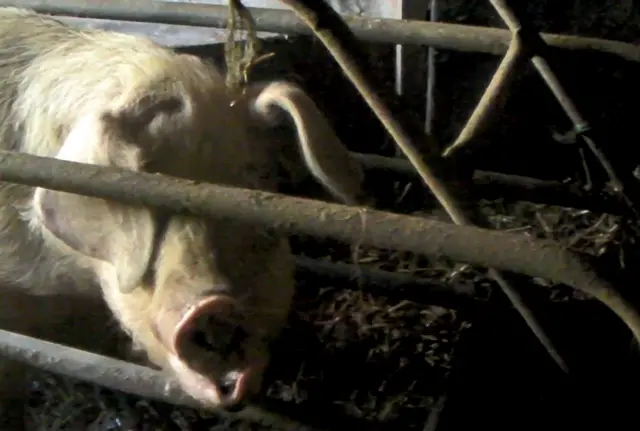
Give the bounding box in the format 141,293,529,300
0,0,638,62
0,328,321,431
0,149,639,348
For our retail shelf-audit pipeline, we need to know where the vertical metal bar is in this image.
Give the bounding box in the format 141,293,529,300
376,0,430,156
424,0,439,135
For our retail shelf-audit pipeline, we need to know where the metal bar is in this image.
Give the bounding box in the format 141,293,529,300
377,0,429,99
424,0,439,135
0,0,638,62
0,149,639,346
0,255,460,429
0,328,320,431
294,256,476,308
0,150,593,299
437,3,634,427
355,152,627,214
488,0,640,219
443,33,525,157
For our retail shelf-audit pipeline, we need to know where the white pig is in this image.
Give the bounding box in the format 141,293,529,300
0,7,365,428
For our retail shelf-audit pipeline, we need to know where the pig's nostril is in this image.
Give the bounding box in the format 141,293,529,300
188,313,249,360
217,371,250,411
218,371,240,397
190,327,216,351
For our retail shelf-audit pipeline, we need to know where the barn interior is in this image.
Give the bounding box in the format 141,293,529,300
2,0,640,430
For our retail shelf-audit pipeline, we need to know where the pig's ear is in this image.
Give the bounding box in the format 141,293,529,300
250,82,368,206
32,98,181,293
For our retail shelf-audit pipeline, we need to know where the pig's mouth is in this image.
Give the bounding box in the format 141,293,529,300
166,351,253,408
153,295,265,409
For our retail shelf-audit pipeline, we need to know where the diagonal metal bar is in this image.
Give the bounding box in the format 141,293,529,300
0,150,639,356
443,33,526,157
430,0,639,371
0,0,639,62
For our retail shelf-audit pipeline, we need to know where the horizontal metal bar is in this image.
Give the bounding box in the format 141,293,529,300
294,256,475,307
0,255,456,429
1,149,639,347
0,328,318,430
354,152,628,214
2,0,639,62
0,150,592,289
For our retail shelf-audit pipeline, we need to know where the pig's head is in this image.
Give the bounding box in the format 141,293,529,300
26,56,366,410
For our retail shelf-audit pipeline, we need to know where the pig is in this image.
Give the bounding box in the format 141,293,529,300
0,7,366,428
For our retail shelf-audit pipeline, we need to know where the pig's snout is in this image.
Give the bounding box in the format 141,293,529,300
161,295,261,409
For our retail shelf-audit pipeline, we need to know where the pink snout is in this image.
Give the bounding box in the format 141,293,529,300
154,295,265,409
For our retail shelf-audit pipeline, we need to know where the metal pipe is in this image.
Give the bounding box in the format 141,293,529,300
354,152,627,215
1,0,639,62
0,150,595,291
294,256,476,308
1,149,639,347
0,328,320,431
